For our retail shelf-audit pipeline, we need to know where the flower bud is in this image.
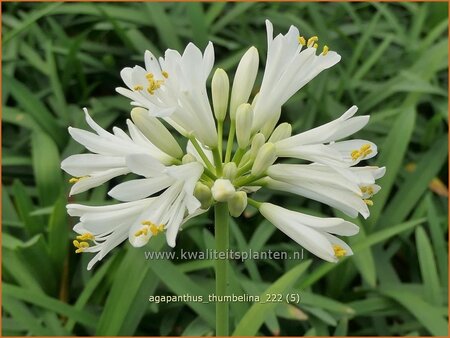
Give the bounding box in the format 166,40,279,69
211,179,235,202
194,182,213,209
182,153,197,164
212,68,229,122
230,47,259,120
131,107,183,158
223,162,237,181
268,122,292,143
235,103,253,149
252,142,277,176
260,107,281,138
250,133,266,159
228,191,248,217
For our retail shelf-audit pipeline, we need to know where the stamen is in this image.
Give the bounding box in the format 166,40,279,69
69,176,88,184
364,199,374,206
161,71,169,78
333,244,347,258
351,144,373,161
313,43,318,49
135,220,165,237
322,45,329,55
76,233,95,241
307,36,318,47
360,186,374,196
133,85,144,91
73,240,89,253
298,36,306,46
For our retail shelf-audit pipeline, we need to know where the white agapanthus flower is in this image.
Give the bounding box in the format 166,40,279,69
63,19,385,269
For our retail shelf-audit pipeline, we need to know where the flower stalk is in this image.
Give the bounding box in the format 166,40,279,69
214,202,229,336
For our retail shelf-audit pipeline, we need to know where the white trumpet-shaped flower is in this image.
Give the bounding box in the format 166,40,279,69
61,108,175,196
64,19,384,269
266,163,385,219
252,20,341,132
69,162,203,270
259,203,358,262
116,43,217,147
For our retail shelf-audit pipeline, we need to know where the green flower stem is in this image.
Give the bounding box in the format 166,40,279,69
189,136,217,175
236,161,253,177
217,120,224,158
224,122,236,163
234,173,265,187
214,202,229,336
247,197,262,209
231,147,246,165
212,148,223,176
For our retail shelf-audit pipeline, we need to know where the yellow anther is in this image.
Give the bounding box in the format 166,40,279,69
307,36,319,47
298,36,306,46
150,223,164,236
360,144,371,152
76,233,95,241
133,85,144,91
313,43,318,49
161,71,169,78
69,176,88,184
73,240,89,253
351,144,373,161
333,244,347,258
351,150,361,161
135,220,164,237
134,227,149,237
322,45,329,55
361,186,374,196
145,73,154,79
364,199,374,206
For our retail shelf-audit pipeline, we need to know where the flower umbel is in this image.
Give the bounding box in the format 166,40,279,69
63,19,384,270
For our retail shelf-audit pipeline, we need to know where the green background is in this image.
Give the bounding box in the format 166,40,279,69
2,1,448,336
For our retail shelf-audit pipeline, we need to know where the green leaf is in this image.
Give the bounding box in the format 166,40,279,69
2,296,53,335
381,287,448,336
148,253,216,327
95,243,163,335
3,75,66,145
368,106,416,228
48,195,69,275
379,135,448,226
3,283,98,328
32,132,62,206
3,2,63,44
233,260,311,335
415,227,442,306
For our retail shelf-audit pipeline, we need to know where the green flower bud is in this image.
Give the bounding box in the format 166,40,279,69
131,108,183,159
230,47,259,120
268,122,292,143
228,191,248,217
235,103,253,149
250,133,266,159
212,68,229,122
182,153,197,164
252,142,277,176
223,162,237,181
194,182,213,209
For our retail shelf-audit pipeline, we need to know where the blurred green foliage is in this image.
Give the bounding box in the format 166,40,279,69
2,2,448,336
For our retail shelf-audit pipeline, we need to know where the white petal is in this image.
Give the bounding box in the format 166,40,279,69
260,203,337,262
61,154,125,176
125,153,166,177
108,176,174,202
69,168,129,196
